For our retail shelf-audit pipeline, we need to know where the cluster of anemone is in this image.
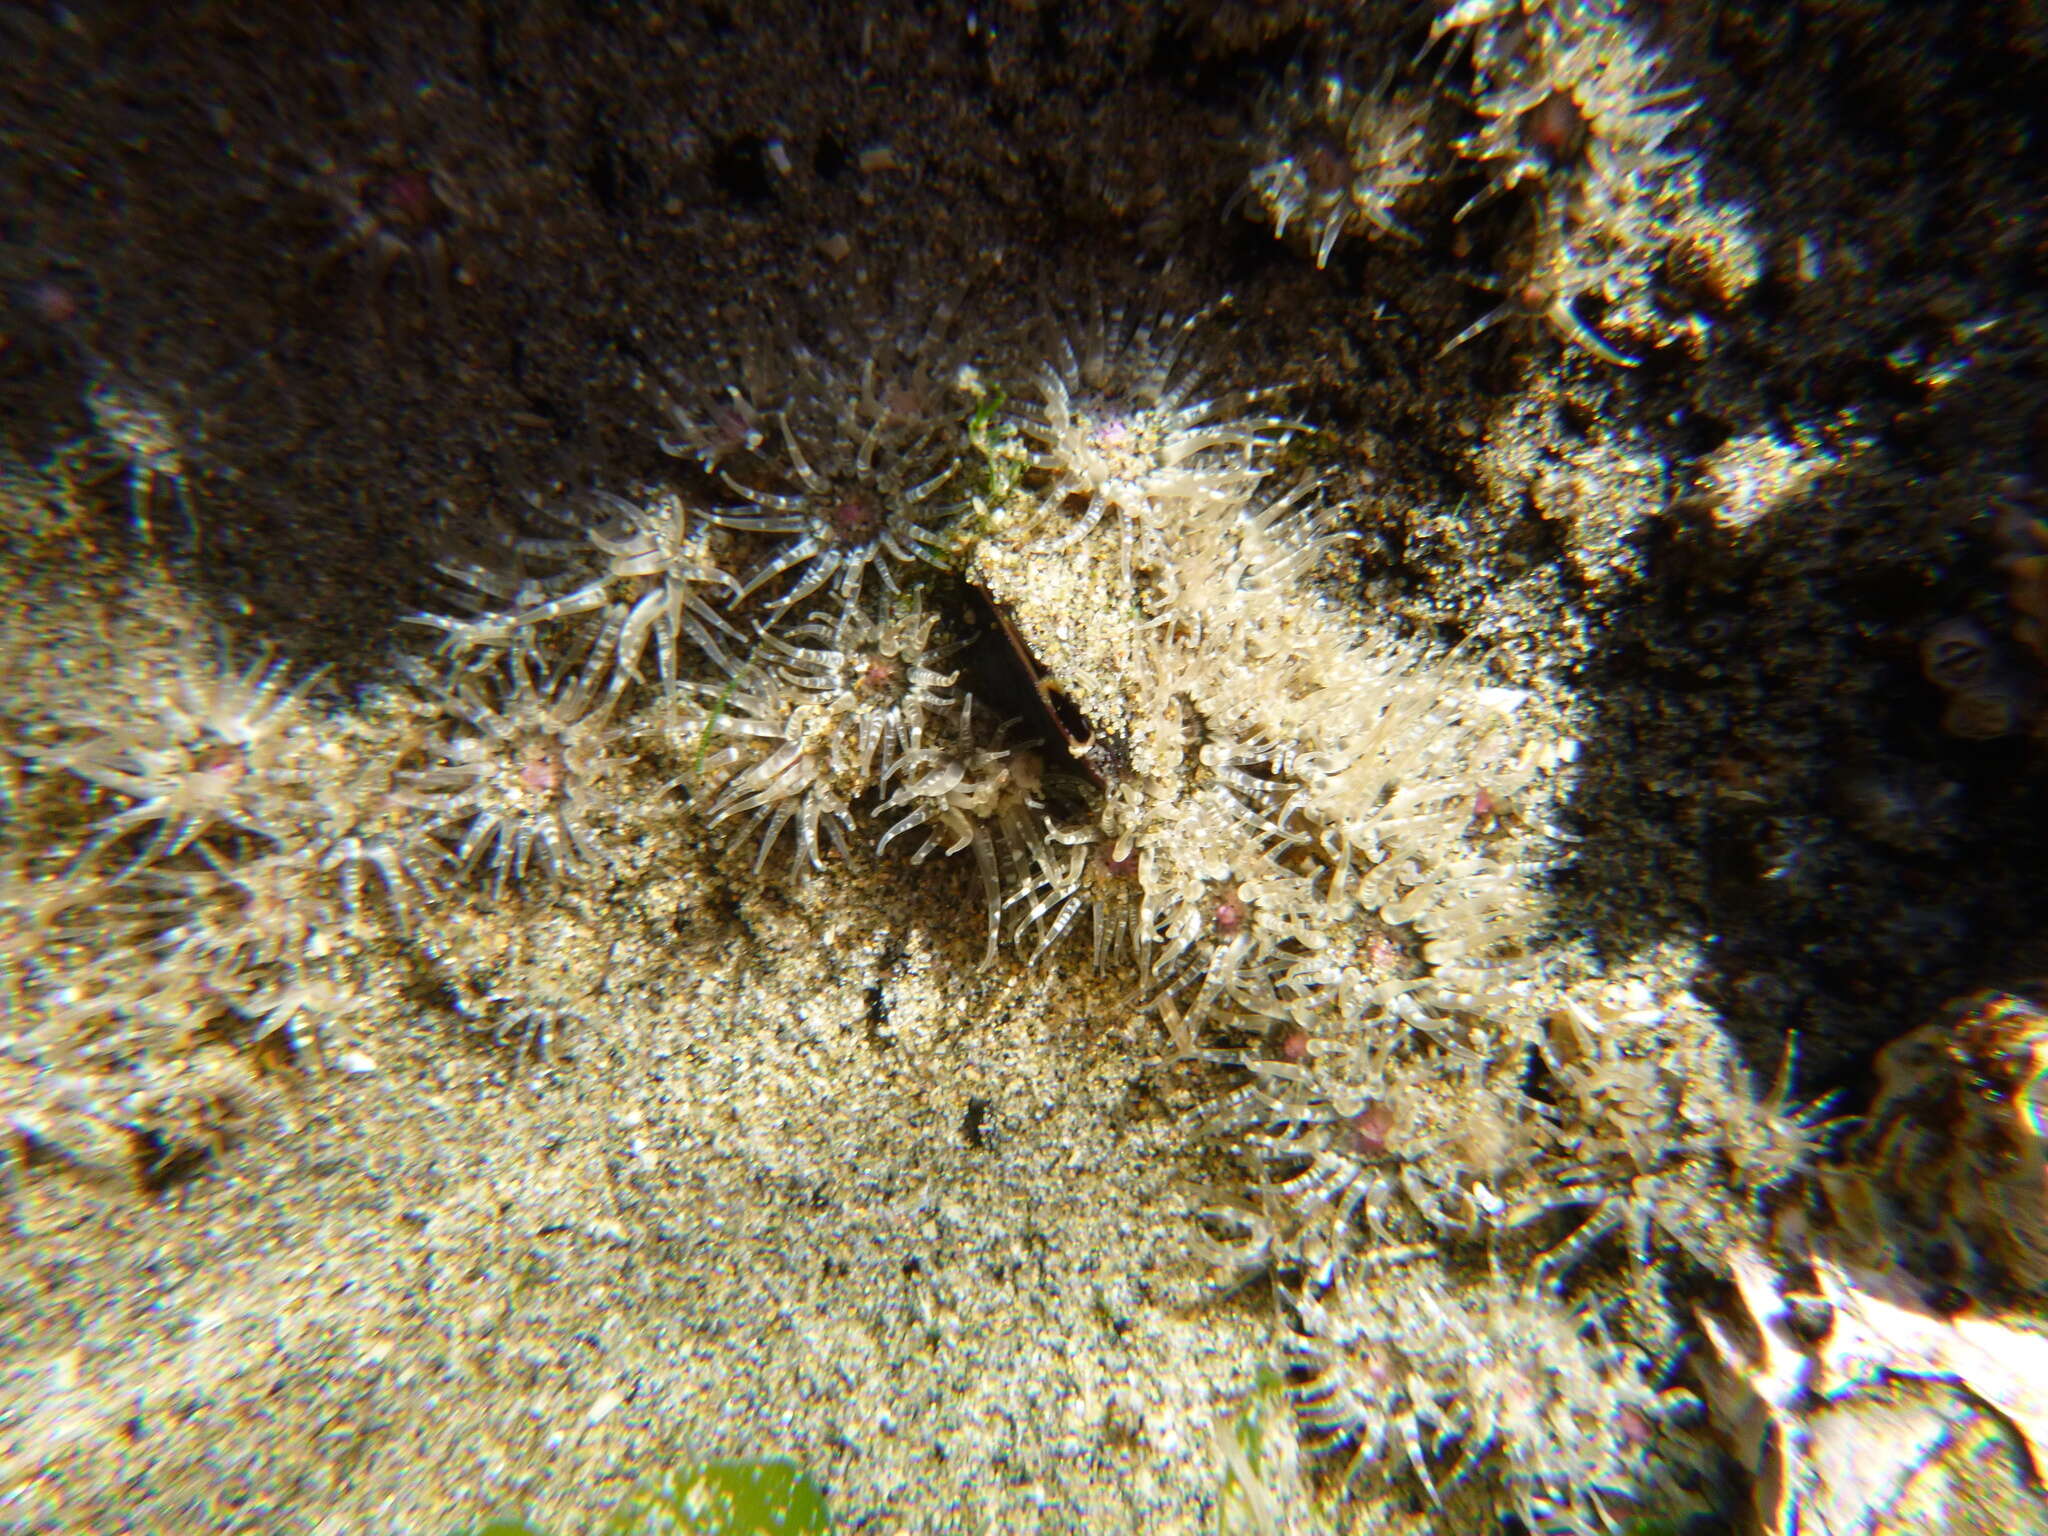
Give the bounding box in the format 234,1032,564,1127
1439,0,1720,364
1200,979,1804,1525
632,293,1568,1127
1245,0,1750,365
950,303,1800,1522
5,278,1814,1530
385,301,1039,951
7,632,357,1179
7,530,670,1181
972,395,1543,1044
961,295,1814,1522
1283,1265,1684,1534
11,582,647,1177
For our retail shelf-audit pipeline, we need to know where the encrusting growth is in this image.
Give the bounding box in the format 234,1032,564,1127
1244,0,1757,365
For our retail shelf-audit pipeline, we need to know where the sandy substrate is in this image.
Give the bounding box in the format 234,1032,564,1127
2,778,1289,1533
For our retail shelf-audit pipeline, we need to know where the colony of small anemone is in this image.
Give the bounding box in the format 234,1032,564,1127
5,546,643,1177
3,626,347,1178
619,292,1802,1529
1,268,1807,1531
72,311,1776,1525
1442,0,1721,365
1246,0,1755,365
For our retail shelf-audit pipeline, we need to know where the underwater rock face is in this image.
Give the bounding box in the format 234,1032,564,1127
22,0,2048,1526
1,256,1826,1527
4,265,1808,1526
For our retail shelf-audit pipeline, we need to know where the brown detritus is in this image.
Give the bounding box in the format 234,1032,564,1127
1820,985,2048,1305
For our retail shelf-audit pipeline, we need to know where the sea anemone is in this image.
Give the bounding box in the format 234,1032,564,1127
1009,300,1286,565
397,642,623,895
156,848,332,975
43,634,322,880
1432,0,1724,364
309,715,448,933
1286,1267,1675,1531
80,358,198,546
412,490,741,693
875,702,1048,961
1247,63,1433,267
1007,813,1148,973
706,410,959,628
294,144,476,329
686,597,965,875
680,313,975,631
1448,0,1693,222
